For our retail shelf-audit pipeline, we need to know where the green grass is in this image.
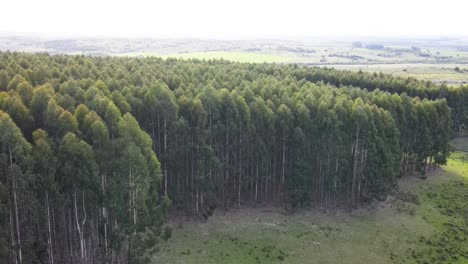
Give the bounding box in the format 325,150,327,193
154,142,468,263
116,46,468,83
162,52,297,63
121,50,468,83
117,51,297,63
325,64,468,83
399,150,468,264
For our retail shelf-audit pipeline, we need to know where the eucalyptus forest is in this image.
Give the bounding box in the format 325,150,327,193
0,51,466,263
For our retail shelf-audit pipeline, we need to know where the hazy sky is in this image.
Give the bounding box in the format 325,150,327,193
1,0,467,38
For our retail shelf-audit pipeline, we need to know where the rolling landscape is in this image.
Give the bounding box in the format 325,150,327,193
3,34,468,84
1,1,468,264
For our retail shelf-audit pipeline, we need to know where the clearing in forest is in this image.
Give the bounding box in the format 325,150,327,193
154,139,468,264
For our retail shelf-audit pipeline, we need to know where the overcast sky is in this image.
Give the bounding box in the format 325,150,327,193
1,0,466,38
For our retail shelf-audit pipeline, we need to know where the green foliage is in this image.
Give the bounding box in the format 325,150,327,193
157,146,468,264
0,110,31,163
0,51,459,263
0,70,9,91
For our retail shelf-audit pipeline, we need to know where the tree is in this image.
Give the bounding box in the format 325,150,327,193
32,129,56,264
1,92,33,134
14,82,33,106
351,99,368,208
6,74,27,91
143,83,178,198
0,110,31,264
30,84,53,128
234,94,250,207
57,133,98,264
277,104,292,197
115,113,164,262
0,70,10,91
0,51,458,263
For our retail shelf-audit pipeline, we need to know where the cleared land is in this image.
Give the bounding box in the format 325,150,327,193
116,44,468,83
324,63,468,84
154,139,468,264
2,35,468,83
161,51,296,63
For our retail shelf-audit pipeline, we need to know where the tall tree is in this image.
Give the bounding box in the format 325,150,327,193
0,110,31,264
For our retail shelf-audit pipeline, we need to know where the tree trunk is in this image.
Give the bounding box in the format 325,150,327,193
151,119,156,155
101,173,108,262
9,206,17,264
130,169,137,228
74,187,85,264
157,113,161,156
164,118,168,197
238,124,242,208
255,158,259,202
46,191,54,264
195,130,199,215
225,117,229,208
281,128,286,198
82,191,88,264
9,146,22,264
352,126,360,208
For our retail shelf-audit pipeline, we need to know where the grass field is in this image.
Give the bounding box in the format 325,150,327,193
117,51,298,63
325,63,468,84
4,35,468,83
118,50,468,83
111,39,468,84
153,138,468,264
162,52,298,63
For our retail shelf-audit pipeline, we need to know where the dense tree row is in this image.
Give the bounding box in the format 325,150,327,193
0,51,455,263
290,67,468,134
0,52,168,263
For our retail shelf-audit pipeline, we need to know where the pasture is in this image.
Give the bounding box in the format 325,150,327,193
155,139,468,264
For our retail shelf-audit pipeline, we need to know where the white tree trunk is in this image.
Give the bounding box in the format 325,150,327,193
164,118,168,197
74,188,85,264
10,146,22,264
352,126,360,208
46,191,54,264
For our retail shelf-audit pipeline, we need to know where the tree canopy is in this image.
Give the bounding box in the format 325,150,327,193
0,51,459,264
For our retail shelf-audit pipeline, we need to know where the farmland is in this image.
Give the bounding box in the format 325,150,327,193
2,35,468,83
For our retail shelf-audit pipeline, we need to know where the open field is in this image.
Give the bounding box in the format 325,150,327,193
161,51,297,63
154,139,468,264
323,63,468,84
110,43,468,84
2,35,468,83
